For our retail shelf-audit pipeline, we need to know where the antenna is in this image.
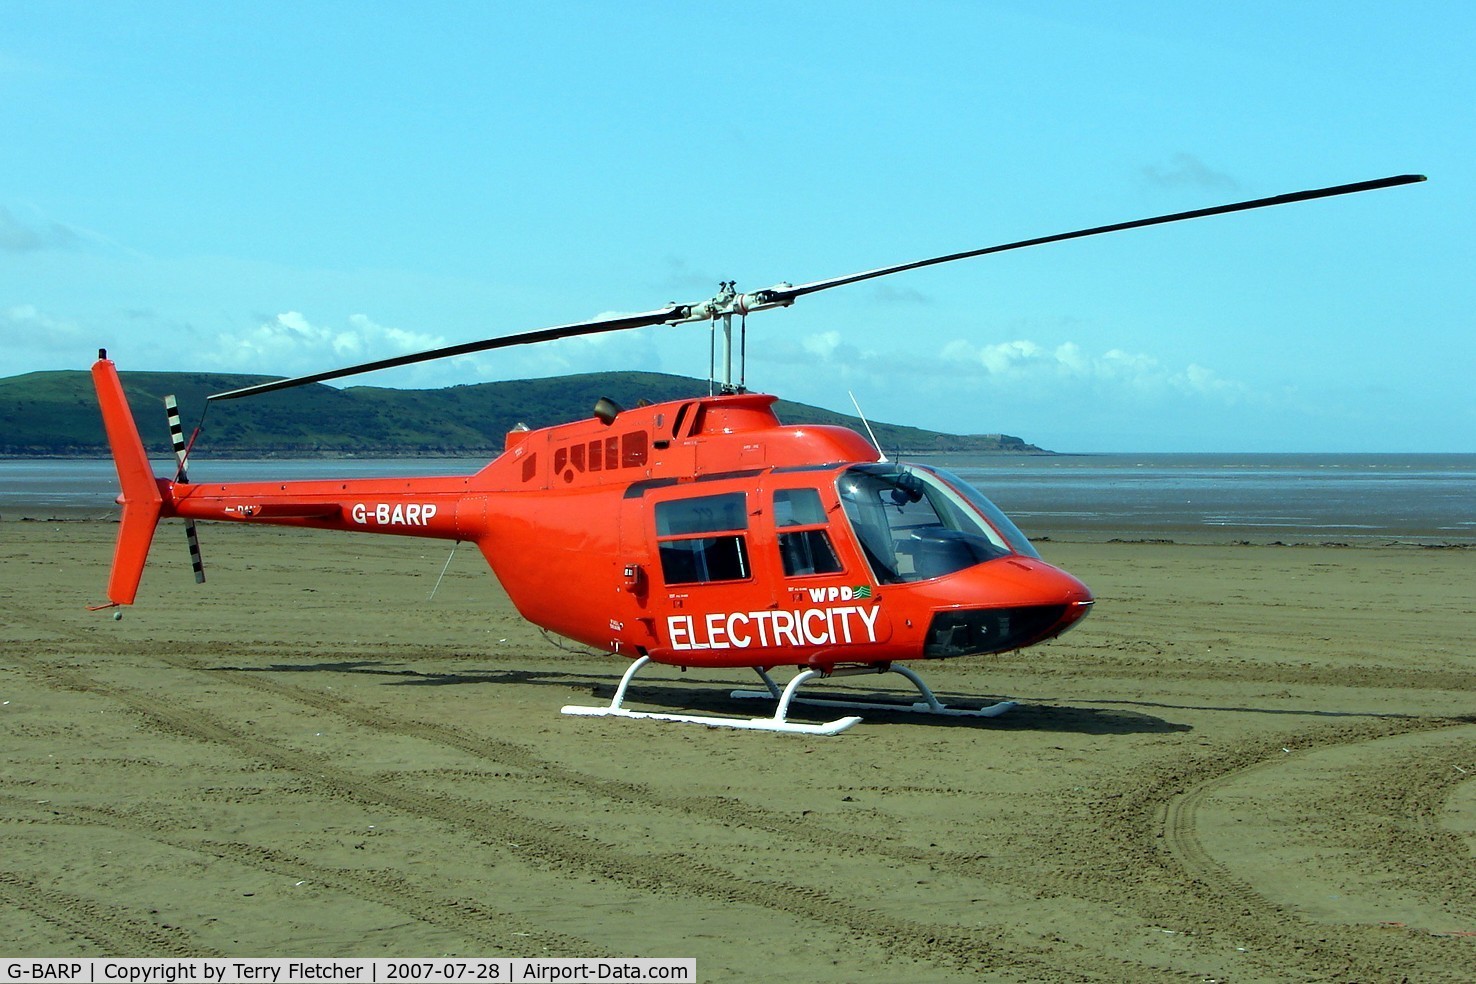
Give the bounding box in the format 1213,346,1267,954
849,391,888,463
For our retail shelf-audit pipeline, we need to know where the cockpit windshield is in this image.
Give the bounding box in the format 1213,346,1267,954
929,465,1041,560
836,463,1038,584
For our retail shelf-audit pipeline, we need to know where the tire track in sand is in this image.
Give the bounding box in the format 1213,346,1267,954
1094,720,1476,983
0,871,205,956
0,792,594,956
1162,725,1476,935
25,615,1467,980
164,647,1476,981
9,647,1186,982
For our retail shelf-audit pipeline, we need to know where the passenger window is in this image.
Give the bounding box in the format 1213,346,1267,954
657,492,747,535
774,488,826,527
656,492,750,585
658,536,751,584
621,431,648,467
773,488,844,577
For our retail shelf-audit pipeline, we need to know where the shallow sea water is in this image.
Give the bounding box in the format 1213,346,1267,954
3,453,1473,544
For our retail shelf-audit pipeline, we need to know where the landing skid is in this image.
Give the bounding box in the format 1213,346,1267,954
732,663,1017,720
560,657,1014,735
562,656,862,735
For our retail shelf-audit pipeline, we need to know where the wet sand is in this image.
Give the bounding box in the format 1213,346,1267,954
1,519,1473,981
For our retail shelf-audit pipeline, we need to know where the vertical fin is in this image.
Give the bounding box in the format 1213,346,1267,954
92,353,164,606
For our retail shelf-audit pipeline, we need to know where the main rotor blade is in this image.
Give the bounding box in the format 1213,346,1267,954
208,172,1423,402
766,174,1426,303
207,305,690,401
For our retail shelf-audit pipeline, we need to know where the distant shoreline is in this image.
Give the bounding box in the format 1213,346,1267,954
7,454,1472,549
3,448,1063,461
6,512,1466,550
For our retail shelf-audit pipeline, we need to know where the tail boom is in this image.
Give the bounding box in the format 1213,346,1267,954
88,355,517,611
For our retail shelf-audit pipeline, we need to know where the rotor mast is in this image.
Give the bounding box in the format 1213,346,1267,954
695,281,786,394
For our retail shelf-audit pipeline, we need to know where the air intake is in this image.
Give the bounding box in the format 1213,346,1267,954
923,605,1069,658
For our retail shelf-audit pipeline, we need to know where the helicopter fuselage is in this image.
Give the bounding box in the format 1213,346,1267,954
98,360,1092,672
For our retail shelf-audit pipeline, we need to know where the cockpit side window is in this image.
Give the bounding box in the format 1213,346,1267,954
837,464,1015,583
773,488,843,577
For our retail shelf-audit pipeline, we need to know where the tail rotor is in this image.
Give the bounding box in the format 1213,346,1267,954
164,394,206,584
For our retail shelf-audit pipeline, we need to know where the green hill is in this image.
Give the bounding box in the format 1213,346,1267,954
0,369,1047,457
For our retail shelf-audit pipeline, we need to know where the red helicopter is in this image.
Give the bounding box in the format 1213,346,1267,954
92,174,1422,734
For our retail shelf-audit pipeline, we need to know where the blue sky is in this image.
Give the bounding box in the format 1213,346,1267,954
2,1,1469,452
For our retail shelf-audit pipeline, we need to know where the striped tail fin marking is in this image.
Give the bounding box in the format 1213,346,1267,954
164,394,206,584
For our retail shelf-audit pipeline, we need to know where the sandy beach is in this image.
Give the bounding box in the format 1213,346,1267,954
2,518,1472,981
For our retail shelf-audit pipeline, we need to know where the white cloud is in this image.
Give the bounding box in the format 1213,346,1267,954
802,330,844,360
450,314,671,381
969,339,1046,375
203,312,445,376
757,329,884,381
2,304,91,355
1175,361,1244,398
938,336,1254,404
